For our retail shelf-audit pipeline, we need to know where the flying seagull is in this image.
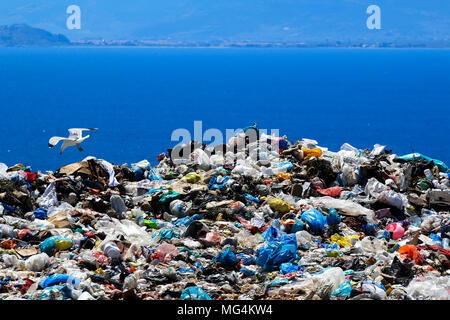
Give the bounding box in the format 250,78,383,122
49,128,98,155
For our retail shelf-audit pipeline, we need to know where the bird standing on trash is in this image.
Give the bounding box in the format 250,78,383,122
48,128,98,155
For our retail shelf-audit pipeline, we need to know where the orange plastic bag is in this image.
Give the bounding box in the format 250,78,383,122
398,245,423,265
301,147,323,160
275,172,291,181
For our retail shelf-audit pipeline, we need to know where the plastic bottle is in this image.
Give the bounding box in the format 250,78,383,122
424,169,433,180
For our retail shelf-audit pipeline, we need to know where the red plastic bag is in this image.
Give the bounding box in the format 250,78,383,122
317,187,342,197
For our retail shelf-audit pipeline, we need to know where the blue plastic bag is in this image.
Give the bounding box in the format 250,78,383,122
397,153,449,173
243,193,261,204
326,208,342,227
277,161,293,170
178,267,195,274
262,225,281,242
330,280,352,299
180,287,212,300
41,274,81,288
362,223,378,236
377,230,390,240
270,278,290,287
280,262,301,274
40,236,73,255
288,220,304,233
301,209,326,234
173,214,201,227
430,233,442,243
148,168,162,181
256,239,297,271
240,267,256,277
153,228,179,240
131,166,144,181
208,175,230,190
236,253,256,265
212,247,240,266
33,208,47,220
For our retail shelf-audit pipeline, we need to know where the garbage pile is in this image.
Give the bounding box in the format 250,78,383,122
0,127,449,300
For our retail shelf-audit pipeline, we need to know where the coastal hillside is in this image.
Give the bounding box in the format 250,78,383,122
0,24,70,46
0,1,448,45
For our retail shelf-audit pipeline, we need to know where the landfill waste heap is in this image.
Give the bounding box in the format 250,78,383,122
0,126,449,300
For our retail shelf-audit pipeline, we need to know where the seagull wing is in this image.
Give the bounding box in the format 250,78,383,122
68,128,98,140
48,136,66,148
60,140,72,154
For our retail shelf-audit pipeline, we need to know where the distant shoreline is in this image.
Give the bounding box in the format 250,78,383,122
2,44,450,49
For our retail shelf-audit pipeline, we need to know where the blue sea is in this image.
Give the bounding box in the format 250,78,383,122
0,47,448,172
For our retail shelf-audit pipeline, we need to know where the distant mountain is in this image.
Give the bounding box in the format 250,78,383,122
0,24,70,46
0,1,448,44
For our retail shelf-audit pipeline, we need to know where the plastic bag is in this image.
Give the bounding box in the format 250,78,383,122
0,163,9,179
309,196,375,223
169,199,191,217
361,280,387,299
268,198,291,214
180,286,212,300
256,240,297,271
397,245,424,265
397,153,449,173
280,262,301,274
212,247,240,266
182,172,202,183
317,187,342,197
98,159,119,187
190,149,211,170
40,236,73,255
302,147,323,160
110,195,127,217
208,174,230,190
326,208,342,227
386,222,405,240
25,253,50,271
158,190,182,204
301,209,326,234
155,242,179,262
330,280,352,299
330,233,359,247
41,274,81,289
406,276,450,300
38,181,59,210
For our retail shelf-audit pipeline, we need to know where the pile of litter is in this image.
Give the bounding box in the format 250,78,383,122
0,127,449,300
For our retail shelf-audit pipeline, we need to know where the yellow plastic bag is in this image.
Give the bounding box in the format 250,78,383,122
268,198,291,214
54,239,73,251
330,233,359,247
183,173,201,183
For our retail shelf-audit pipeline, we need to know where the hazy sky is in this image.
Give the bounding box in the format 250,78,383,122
0,1,449,42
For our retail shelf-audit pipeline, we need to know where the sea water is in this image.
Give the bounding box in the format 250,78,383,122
0,47,448,171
